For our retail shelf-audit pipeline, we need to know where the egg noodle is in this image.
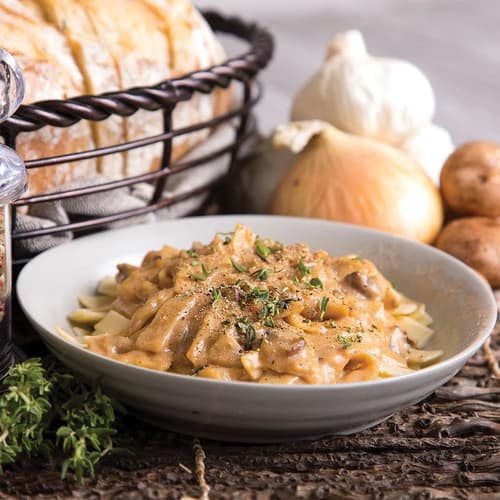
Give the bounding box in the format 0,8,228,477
59,224,442,384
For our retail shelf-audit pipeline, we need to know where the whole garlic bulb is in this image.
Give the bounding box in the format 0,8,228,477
270,120,443,244
400,124,454,184
291,30,435,146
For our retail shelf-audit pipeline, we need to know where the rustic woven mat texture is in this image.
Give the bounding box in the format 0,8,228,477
1,297,499,499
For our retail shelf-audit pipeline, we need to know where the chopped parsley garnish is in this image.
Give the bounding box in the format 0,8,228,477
251,268,271,281
306,277,323,289
186,249,198,258
230,258,247,273
319,296,329,321
297,259,310,277
336,334,362,349
210,287,222,304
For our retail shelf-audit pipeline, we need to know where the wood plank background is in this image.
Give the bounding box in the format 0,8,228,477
196,0,500,145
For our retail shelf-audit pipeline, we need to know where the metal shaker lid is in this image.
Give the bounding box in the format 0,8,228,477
0,48,27,204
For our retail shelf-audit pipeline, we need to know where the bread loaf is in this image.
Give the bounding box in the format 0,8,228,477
0,0,229,195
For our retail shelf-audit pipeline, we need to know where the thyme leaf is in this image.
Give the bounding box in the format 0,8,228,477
297,259,310,277
319,296,329,321
306,277,323,289
255,240,272,260
230,258,247,273
210,287,222,304
251,268,271,281
264,317,276,328
188,273,207,281
235,317,256,350
189,263,212,281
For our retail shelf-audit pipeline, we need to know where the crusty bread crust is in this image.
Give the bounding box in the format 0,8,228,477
80,0,170,177
141,0,231,163
37,0,126,179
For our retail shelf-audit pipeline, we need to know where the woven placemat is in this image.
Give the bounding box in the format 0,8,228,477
1,297,499,499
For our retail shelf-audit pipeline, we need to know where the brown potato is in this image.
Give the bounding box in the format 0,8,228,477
436,217,500,287
440,142,500,217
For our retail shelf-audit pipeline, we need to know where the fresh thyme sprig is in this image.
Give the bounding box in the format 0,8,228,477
0,358,128,486
0,359,52,471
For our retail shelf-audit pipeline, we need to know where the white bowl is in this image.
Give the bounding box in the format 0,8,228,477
17,215,497,442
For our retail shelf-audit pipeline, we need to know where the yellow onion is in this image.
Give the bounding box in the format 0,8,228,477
269,120,443,243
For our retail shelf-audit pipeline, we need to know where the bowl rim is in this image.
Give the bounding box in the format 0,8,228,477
17,214,498,392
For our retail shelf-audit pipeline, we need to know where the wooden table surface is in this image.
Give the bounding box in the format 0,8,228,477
196,0,500,145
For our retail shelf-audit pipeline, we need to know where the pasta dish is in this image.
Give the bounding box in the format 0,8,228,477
60,224,442,384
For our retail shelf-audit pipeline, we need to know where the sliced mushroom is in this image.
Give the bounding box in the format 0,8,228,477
116,264,137,284
344,271,382,299
287,337,306,356
223,284,244,303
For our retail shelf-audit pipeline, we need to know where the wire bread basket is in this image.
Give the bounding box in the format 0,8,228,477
0,11,274,267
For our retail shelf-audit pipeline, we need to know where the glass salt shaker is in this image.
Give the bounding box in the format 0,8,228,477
0,49,27,381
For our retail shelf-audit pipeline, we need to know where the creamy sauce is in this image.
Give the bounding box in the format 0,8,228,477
85,224,421,384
